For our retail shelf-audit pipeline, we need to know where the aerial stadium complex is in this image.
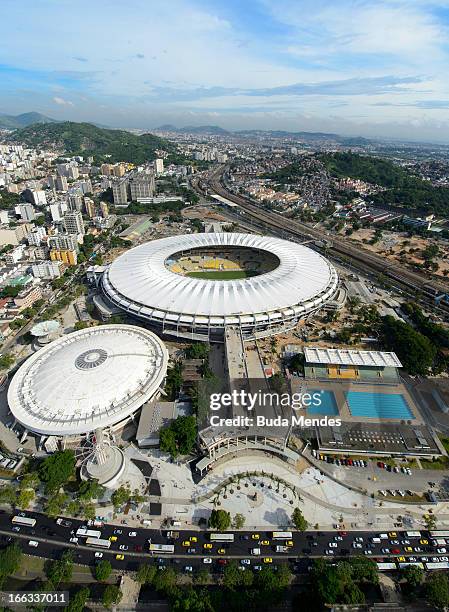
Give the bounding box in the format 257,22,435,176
99,232,339,340
7,324,168,443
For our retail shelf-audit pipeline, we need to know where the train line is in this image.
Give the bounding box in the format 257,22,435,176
197,168,449,317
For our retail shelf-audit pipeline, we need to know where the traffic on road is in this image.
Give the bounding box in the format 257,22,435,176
2,509,449,575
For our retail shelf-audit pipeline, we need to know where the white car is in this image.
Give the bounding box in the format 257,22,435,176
334,536,343,541
240,559,251,565
329,542,338,548
69,537,78,544
203,558,212,564
128,531,137,537
437,548,447,554
353,543,363,549
325,550,334,555
355,537,364,542
364,550,373,555
440,556,449,562
184,566,193,572
119,544,128,551
95,552,103,558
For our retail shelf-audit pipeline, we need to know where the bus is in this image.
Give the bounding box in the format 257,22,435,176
272,532,293,540
12,516,36,527
209,533,235,543
426,562,449,570
405,531,421,538
376,562,397,571
149,543,175,554
76,527,102,539
429,531,449,538
86,537,111,549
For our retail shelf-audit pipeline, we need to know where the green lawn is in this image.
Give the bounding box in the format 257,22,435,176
186,270,258,280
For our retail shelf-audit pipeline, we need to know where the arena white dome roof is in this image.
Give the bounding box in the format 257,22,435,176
101,233,338,337
8,325,168,436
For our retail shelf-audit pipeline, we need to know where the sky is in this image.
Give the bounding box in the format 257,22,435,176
3,0,449,141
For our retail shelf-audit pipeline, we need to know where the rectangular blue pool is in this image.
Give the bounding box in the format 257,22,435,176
307,390,339,415
346,391,413,419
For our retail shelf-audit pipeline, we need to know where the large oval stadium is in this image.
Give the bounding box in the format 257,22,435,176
100,233,338,340
8,325,168,437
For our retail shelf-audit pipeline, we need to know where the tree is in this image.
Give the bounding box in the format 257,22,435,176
111,485,131,509
136,563,157,585
63,587,90,612
160,415,197,458
380,316,437,375
19,472,40,490
292,507,308,531
39,450,76,493
185,343,210,359
95,559,112,582
77,479,104,501
193,568,210,585
73,321,89,331
426,572,449,610
152,567,178,593
349,556,378,584
46,550,74,588
82,502,96,520
17,489,35,509
0,485,17,505
209,509,231,530
0,354,14,370
171,588,215,612
102,584,122,609
44,492,68,518
0,542,22,588
401,564,424,590
159,426,178,457
232,513,245,529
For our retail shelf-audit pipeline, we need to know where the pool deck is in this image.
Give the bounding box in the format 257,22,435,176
296,378,423,424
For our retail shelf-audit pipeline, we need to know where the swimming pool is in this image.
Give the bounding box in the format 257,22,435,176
307,390,339,416
346,391,413,420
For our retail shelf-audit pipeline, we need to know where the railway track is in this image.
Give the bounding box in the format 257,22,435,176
198,167,449,317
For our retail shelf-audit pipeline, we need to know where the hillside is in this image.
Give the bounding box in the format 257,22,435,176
268,152,449,215
9,121,178,164
0,111,57,130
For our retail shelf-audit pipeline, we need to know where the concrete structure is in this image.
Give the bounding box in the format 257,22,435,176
50,249,77,266
27,226,46,246
18,203,35,222
30,319,61,345
50,202,68,222
101,232,339,341
112,178,129,205
48,234,78,252
8,324,169,438
129,172,155,201
154,158,164,175
0,223,32,246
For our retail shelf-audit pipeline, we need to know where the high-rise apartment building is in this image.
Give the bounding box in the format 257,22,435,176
63,211,85,237
112,178,129,205
154,158,164,175
130,172,155,201
56,176,68,191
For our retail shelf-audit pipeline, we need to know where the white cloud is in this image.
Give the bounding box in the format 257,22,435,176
53,96,74,106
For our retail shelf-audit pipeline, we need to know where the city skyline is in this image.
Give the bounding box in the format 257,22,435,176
2,0,449,141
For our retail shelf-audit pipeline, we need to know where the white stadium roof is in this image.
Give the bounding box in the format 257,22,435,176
8,325,168,436
101,233,338,334
303,347,402,368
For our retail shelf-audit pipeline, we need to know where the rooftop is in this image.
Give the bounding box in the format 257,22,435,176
304,347,402,368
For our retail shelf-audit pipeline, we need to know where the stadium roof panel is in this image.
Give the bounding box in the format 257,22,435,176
8,325,168,436
303,347,402,368
102,233,338,325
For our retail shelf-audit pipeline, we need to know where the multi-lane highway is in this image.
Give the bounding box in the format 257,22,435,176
197,167,449,317
3,509,449,575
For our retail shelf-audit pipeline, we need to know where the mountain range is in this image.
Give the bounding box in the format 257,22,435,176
0,112,57,130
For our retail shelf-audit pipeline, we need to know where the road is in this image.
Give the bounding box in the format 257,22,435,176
2,508,449,575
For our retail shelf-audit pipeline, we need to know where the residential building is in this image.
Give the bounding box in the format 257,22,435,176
32,260,64,280
100,201,109,218
50,201,68,222
48,234,78,251
63,211,85,237
14,285,43,310
23,189,47,206
56,176,68,191
18,203,35,222
129,172,155,200
112,178,129,205
27,226,47,246
6,245,25,264
112,164,125,177
50,249,77,266
85,198,96,219
67,193,83,212
154,158,164,175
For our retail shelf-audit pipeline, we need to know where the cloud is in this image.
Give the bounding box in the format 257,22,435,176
73,56,88,63
53,96,74,106
144,75,425,102
135,53,145,59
